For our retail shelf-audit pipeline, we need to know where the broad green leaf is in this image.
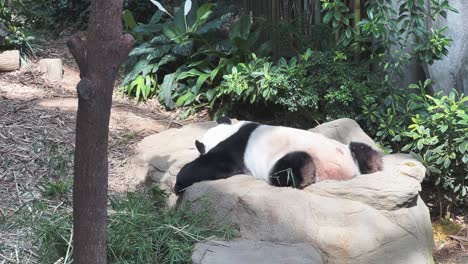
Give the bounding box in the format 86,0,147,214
196,73,210,92
423,79,432,87
206,89,217,101
172,41,193,56
196,3,216,21
146,44,172,61
176,92,194,107
177,69,204,81
229,16,251,41
323,12,332,24
123,10,137,29
160,73,177,109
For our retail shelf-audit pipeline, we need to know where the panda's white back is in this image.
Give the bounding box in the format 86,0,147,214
202,121,251,153
244,125,360,183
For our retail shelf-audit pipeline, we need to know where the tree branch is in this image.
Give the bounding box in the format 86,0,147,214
67,32,88,76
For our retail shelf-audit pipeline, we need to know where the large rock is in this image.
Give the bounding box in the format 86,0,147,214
131,121,216,192
426,1,468,95
192,239,323,264
131,118,434,264
309,118,379,149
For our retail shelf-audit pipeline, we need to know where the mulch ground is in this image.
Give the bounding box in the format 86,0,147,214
0,32,208,262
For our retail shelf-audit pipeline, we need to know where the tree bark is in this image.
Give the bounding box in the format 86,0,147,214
67,0,134,263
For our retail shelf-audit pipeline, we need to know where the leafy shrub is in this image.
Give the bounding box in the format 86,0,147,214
360,80,468,208
360,80,432,152
220,49,376,122
321,0,457,126
0,0,36,56
120,1,270,114
403,90,467,203
20,0,90,30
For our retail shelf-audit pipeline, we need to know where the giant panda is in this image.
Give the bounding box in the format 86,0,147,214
174,118,383,194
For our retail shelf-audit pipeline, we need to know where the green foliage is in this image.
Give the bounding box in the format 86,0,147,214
360,81,431,152
321,0,457,118
322,0,456,63
221,49,375,122
360,80,468,206
403,90,468,203
0,0,36,56
121,1,269,113
16,186,238,263
20,0,90,30
321,0,353,45
40,179,72,198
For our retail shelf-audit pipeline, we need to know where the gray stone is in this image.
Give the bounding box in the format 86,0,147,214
192,239,323,264
130,121,217,192
426,1,468,95
131,118,435,264
309,118,379,149
180,174,433,264
307,154,426,211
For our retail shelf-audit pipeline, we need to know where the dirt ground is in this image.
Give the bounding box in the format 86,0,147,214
0,34,208,262
1,34,467,263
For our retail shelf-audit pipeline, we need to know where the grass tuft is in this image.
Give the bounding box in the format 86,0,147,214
13,185,238,263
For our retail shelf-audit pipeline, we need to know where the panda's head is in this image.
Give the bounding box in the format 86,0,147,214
195,117,249,155
349,142,383,174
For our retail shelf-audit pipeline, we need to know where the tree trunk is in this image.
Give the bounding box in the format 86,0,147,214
67,0,134,263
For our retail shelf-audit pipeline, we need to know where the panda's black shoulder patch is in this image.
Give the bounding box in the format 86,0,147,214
270,151,315,189
175,122,260,194
349,142,383,174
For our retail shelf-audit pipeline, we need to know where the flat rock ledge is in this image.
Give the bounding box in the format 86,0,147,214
192,239,323,264
131,119,434,264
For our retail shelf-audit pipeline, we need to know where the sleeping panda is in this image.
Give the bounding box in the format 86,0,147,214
174,118,383,194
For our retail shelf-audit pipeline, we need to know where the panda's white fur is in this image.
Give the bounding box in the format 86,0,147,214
199,121,359,183
202,121,251,153
243,125,360,183
175,119,383,194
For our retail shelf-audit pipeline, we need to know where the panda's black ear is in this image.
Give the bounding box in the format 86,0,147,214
349,142,383,174
195,140,206,154
216,116,232,125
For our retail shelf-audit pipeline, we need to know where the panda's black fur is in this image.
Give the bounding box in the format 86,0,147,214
175,122,260,193
174,120,383,194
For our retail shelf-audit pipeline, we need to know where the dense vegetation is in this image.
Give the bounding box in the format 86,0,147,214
117,0,468,210
2,0,467,262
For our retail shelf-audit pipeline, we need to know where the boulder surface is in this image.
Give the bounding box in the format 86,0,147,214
131,119,434,264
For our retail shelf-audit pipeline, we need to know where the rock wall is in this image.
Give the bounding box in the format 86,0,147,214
426,0,468,95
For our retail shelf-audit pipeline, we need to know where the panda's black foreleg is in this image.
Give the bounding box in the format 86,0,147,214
269,151,316,189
